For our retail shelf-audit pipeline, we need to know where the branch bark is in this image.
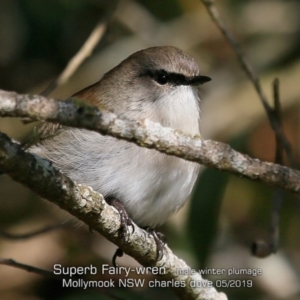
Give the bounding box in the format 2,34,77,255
0,89,299,194
1,88,300,299
0,130,226,300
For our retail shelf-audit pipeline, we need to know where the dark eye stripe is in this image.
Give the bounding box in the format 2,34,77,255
144,70,211,86
155,71,169,85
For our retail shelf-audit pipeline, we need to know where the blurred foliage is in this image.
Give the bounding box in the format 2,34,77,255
188,168,228,268
0,0,118,92
137,0,182,20
1,0,300,300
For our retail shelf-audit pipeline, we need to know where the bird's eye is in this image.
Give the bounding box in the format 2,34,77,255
155,71,169,85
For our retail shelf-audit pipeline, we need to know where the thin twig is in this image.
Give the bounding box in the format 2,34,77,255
273,78,283,164
270,189,283,253
41,22,106,96
201,0,293,165
0,258,62,279
0,224,67,240
252,79,284,257
271,78,284,253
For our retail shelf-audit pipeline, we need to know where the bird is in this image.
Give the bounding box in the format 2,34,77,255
31,46,211,258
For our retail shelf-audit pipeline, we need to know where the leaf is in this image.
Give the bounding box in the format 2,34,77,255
187,167,228,267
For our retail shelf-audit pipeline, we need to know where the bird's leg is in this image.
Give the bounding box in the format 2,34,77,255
144,227,166,260
106,196,134,267
106,197,165,263
106,196,134,242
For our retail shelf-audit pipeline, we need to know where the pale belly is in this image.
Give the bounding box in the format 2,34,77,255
34,129,200,228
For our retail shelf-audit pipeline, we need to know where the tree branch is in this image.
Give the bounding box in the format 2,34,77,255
0,130,226,300
0,258,59,279
0,224,66,240
0,89,299,195
41,22,107,96
201,0,293,165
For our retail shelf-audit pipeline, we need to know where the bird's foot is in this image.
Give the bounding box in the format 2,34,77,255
106,197,134,267
112,248,124,267
144,227,166,261
106,196,134,243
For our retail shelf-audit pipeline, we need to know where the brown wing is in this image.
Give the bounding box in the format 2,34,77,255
27,80,101,148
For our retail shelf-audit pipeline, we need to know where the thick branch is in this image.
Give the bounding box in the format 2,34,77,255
0,89,299,194
0,131,226,300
